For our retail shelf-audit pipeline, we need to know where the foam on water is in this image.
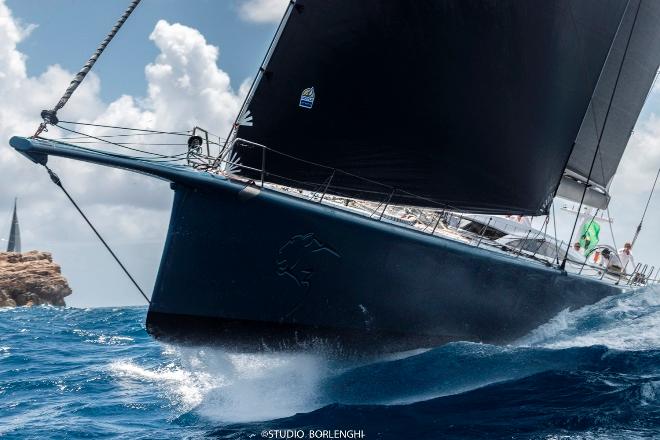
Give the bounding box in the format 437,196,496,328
519,284,660,350
1,287,659,439
102,285,660,425
108,346,331,422
192,351,328,422
110,359,210,409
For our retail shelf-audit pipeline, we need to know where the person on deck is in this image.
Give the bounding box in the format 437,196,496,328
506,215,532,228
600,248,612,267
600,248,622,271
573,242,582,253
617,242,636,273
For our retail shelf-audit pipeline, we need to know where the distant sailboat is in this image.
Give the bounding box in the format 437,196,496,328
6,198,21,253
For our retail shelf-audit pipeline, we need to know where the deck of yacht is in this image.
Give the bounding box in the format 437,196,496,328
216,170,657,289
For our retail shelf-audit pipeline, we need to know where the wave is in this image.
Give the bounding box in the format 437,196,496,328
223,364,660,440
167,286,660,423
519,284,660,350
108,348,330,423
1,287,659,439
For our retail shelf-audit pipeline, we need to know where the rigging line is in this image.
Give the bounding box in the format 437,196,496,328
551,204,560,264
41,136,190,162
217,0,297,164
232,139,455,210
524,216,551,255
59,141,188,146
551,1,623,204
191,127,228,142
57,122,228,146
119,154,187,162
639,69,660,111
54,125,173,158
535,215,552,255
631,166,660,246
142,155,191,163
54,135,227,149
35,0,143,136
58,120,190,137
604,64,652,247
53,132,191,140
63,140,226,148
606,205,619,253
561,0,641,270
42,165,151,305
559,0,629,251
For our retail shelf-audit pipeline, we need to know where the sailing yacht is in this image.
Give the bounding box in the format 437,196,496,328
9,0,660,354
5,199,21,253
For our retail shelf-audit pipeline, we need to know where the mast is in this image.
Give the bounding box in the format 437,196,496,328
7,198,21,253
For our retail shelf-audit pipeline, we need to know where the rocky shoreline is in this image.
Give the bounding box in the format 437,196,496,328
0,251,72,307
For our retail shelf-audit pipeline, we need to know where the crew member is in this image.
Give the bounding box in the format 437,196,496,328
506,215,532,228
617,242,635,273
600,248,611,265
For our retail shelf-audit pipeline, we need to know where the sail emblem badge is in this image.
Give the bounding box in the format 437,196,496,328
299,87,315,109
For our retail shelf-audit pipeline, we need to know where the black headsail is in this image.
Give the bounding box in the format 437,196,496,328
234,0,634,214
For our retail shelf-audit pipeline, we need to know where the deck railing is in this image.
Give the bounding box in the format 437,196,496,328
183,137,660,287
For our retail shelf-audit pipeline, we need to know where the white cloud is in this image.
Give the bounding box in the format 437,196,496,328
237,0,288,24
0,1,247,305
144,20,248,134
614,114,660,195
0,8,246,220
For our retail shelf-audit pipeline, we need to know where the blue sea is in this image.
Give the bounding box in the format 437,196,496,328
1,287,659,439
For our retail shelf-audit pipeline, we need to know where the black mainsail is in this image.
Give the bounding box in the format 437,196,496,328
6,198,21,253
233,0,649,214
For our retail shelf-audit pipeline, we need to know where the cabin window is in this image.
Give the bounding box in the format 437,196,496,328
460,222,507,239
507,239,559,259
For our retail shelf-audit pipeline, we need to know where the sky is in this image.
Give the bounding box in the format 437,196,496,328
0,0,659,307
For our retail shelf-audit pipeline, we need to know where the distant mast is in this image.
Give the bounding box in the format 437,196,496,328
7,198,21,253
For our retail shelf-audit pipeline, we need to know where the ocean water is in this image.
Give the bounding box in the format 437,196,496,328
1,287,659,439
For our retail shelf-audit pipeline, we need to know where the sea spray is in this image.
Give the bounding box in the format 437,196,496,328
519,284,660,350
0,288,659,439
104,343,338,423
177,348,329,422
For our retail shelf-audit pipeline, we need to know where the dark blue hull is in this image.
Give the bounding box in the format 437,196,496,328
146,179,621,353
9,136,622,354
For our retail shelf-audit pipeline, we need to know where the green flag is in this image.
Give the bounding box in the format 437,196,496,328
579,220,600,252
